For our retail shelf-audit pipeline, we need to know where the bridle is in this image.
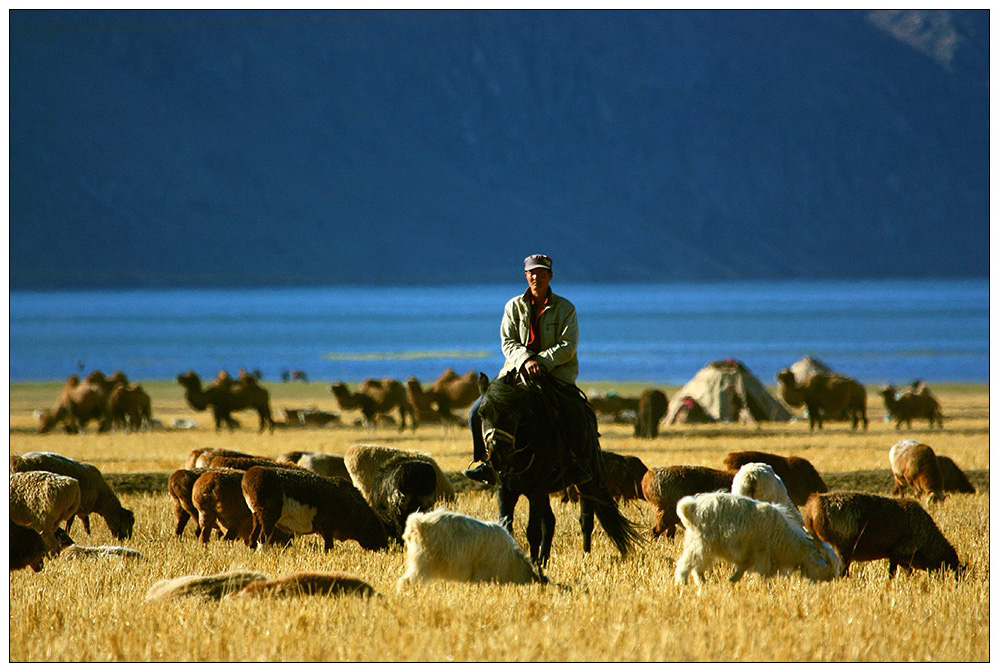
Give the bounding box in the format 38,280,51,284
483,425,536,476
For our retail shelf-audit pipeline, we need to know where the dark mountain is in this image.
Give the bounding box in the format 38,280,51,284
9,9,989,289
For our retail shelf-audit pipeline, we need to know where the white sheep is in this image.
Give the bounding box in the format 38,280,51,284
60,544,146,560
9,471,82,552
674,491,841,585
397,509,545,587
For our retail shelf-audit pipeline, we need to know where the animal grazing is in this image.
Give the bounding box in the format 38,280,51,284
176,370,275,432
37,375,110,434
145,570,271,601
674,491,842,584
10,522,48,572
589,392,639,423
803,491,961,577
191,469,292,546
426,369,480,416
561,452,648,504
475,372,642,566
9,470,82,552
206,455,299,471
232,572,377,598
11,452,134,540
397,509,545,587
241,466,389,551
936,455,976,494
278,451,351,481
888,440,946,503
723,451,828,507
777,368,868,431
168,468,211,538
633,389,668,438
107,382,153,432
330,379,417,431
880,384,944,430
345,444,456,505
641,466,735,539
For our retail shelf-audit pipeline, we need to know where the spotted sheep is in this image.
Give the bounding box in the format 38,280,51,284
184,447,255,469
192,468,293,546
241,466,389,551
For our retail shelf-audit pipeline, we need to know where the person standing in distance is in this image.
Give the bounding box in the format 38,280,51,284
463,254,580,484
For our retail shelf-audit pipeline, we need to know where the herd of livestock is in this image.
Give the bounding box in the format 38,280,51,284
10,359,975,598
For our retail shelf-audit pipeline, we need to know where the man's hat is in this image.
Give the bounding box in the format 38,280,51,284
524,254,553,272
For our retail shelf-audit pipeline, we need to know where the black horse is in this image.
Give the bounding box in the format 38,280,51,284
476,371,642,567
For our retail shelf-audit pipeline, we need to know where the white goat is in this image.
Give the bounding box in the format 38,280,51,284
674,491,841,585
397,509,545,588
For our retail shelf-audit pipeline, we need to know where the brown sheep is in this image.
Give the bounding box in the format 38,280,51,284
888,440,946,503
562,452,648,504
722,450,828,507
184,447,256,469
330,379,416,431
231,572,377,599
207,456,306,472
405,378,461,425
10,522,48,572
176,370,274,432
936,455,976,494
12,452,134,540
168,468,212,538
777,369,868,431
803,491,961,577
633,389,668,438
242,466,389,551
880,384,944,430
191,469,293,546
37,375,110,434
426,369,480,415
107,383,152,432
641,466,734,539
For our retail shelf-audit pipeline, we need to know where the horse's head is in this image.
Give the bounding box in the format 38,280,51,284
477,372,535,476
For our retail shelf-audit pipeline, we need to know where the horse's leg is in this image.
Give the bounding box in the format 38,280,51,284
537,495,556,567
496,486,518,535
578,496,595,553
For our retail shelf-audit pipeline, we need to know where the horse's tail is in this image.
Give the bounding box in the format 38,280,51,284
589,492,644,559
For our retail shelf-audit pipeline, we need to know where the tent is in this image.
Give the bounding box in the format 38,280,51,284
664,359,792,424
789,355,834,383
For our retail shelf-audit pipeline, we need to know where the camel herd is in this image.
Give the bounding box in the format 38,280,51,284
34,363,946,436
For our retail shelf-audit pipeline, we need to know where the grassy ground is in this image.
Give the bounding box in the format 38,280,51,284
8,380,990,662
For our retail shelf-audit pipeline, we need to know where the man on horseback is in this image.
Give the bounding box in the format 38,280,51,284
464,254,592,486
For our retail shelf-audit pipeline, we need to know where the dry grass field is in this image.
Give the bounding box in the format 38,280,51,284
8,380,990,662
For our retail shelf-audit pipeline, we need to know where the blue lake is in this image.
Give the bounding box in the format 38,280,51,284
7,279,989,386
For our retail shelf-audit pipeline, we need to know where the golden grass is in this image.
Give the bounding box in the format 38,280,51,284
8,381,990,662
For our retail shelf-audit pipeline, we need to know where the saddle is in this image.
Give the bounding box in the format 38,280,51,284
529,376,607,489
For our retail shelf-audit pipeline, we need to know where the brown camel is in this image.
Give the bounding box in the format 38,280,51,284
38,375,111,434
330,379,416,431
776,369,868,431
405,378,461,425
880,384,944,430
426,369,480,415
107,383,153,432
176,371,274,433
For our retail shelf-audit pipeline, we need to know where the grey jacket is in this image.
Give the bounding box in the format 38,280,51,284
498,288,579,385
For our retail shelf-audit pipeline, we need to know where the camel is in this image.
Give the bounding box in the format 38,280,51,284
880,384,944,430
776,369,868,431
426,369,480,416
633,389,668,438
107,383,153,432
38,375,111,434
176,371,274,433
330,379,416,432
405,378,461,425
